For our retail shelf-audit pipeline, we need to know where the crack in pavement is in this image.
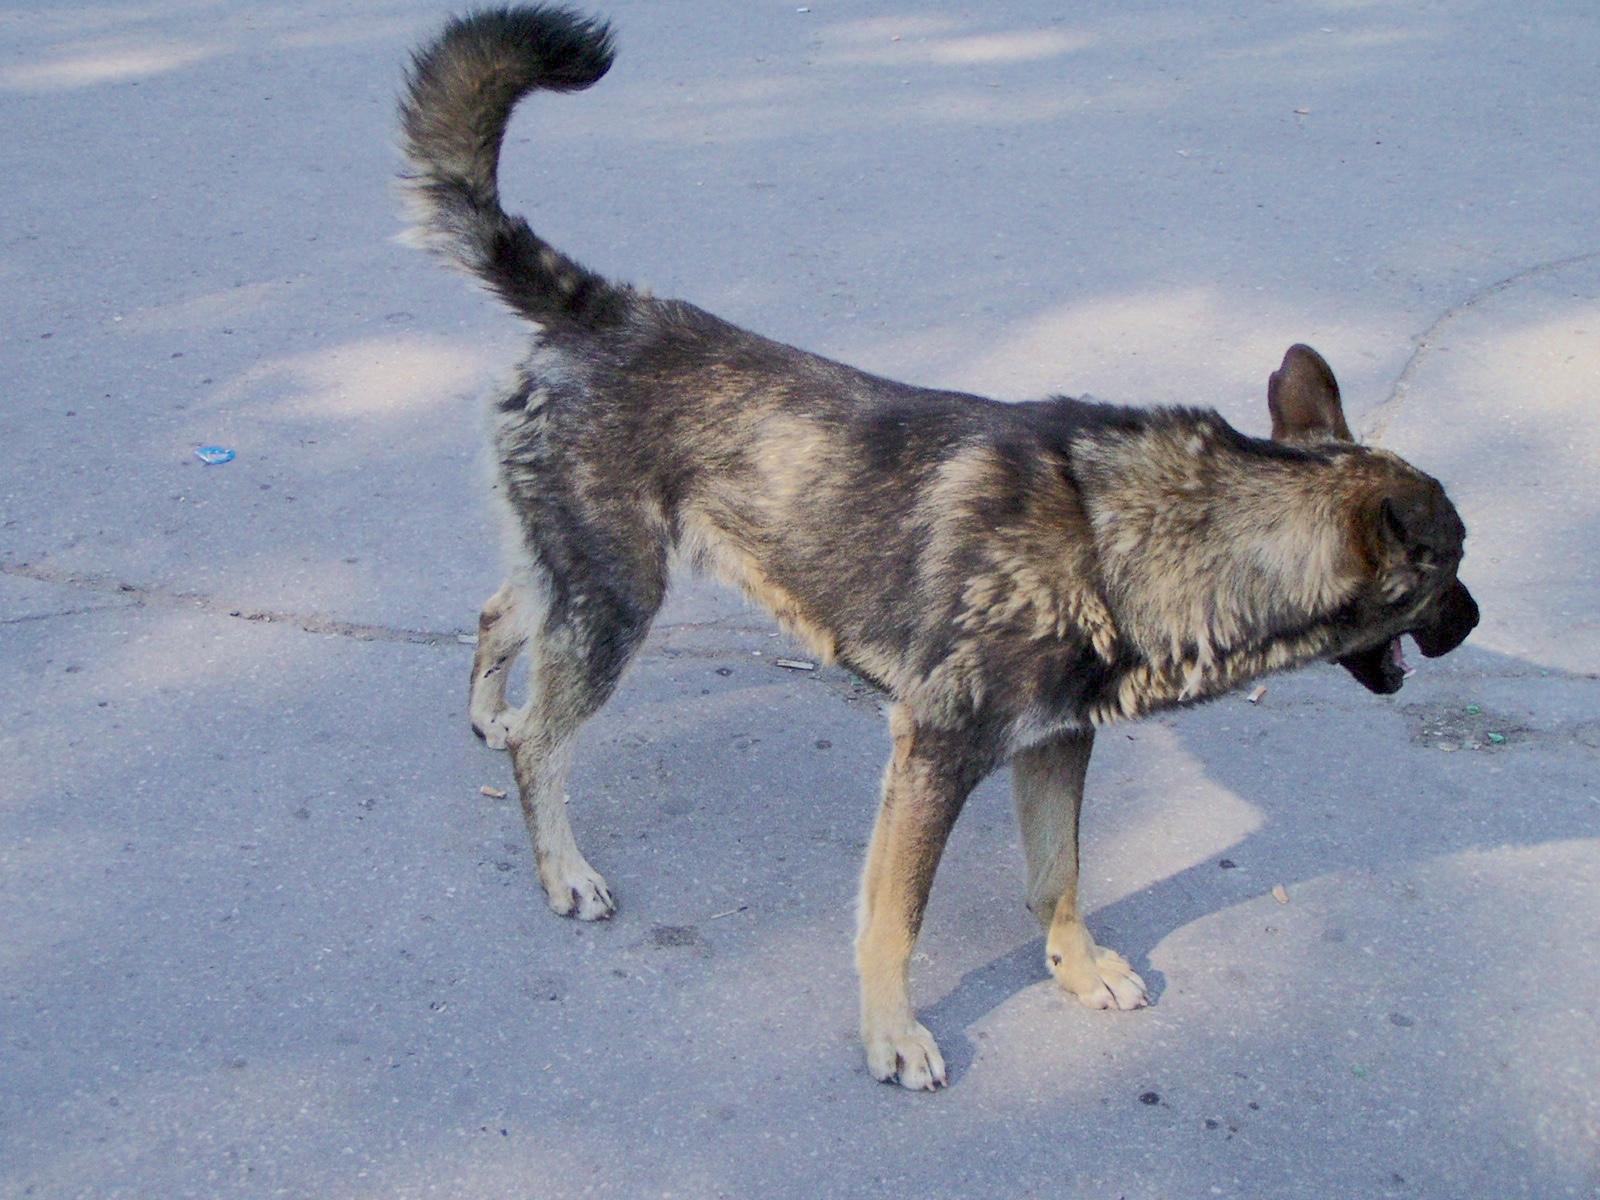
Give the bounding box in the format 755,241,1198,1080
1,560,474,645
0,560,774,652
1,602,137,626
1363,247,1600,445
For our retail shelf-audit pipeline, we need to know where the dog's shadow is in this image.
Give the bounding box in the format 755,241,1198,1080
918,938,1056,1083
921,872,1197,1084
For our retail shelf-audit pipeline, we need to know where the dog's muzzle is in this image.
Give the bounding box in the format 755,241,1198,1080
1337,578,1480,695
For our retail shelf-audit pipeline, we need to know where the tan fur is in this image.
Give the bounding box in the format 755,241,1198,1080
675,509,842,666
948,457,1119,660
855,706,964,1088
1075,422,1362,676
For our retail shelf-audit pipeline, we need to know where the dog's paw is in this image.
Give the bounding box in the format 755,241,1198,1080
471,710,515,751
864,1020,947,1091
542,864,616,921
1051,943,1148,1011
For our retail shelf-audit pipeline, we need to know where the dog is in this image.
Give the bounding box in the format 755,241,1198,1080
398,6,1479,1090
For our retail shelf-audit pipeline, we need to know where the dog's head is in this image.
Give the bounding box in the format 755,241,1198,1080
1268,343,1480,694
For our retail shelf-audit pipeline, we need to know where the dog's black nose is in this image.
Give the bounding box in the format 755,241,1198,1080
1411,579,1479,658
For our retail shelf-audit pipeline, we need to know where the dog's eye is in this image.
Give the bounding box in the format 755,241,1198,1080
1378,492,1464,571
1380,496,1405,541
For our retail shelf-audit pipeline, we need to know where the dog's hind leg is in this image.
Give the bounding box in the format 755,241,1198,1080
505,578,661,922
856,707,981,1090
1012,730,1148,1011
470,582,526,750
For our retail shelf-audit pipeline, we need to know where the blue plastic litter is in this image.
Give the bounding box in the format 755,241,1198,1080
195,446,235,465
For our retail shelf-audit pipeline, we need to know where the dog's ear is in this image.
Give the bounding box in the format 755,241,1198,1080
1269,344,1353,443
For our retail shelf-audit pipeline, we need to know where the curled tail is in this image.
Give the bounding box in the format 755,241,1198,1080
399,6,630,327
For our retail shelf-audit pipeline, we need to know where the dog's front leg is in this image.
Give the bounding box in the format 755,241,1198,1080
1012,730,1147,1010
856,706,978,1090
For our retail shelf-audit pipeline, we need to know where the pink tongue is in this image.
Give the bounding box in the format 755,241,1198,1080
1390,637,1415,678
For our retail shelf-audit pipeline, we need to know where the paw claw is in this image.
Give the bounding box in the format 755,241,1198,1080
1051,939,1149,1011
545,869,615,921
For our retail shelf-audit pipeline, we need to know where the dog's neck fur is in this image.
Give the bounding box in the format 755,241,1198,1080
1070,413,1367,720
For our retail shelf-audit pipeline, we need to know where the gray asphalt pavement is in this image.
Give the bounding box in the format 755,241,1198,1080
3,3,1597,1197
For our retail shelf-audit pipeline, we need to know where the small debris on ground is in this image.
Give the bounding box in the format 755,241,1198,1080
1272,884,1290,904
1247,685,1267,704
1402,701,1529,753
480,785,507,799
775,658,815,671
195,446,235,465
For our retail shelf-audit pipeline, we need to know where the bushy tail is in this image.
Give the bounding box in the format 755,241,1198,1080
399,6,630,327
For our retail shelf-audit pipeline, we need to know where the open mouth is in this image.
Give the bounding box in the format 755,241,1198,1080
1336,579,1479,695
1392,637,1415,677
1338,636,1411,695
1390,637,1416,679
